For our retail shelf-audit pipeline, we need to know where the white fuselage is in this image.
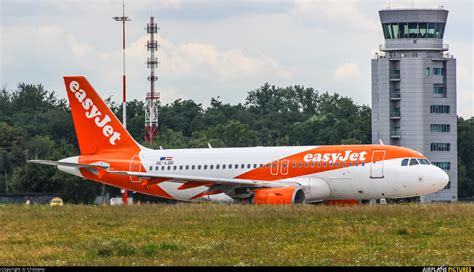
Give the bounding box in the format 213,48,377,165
59,145,449,203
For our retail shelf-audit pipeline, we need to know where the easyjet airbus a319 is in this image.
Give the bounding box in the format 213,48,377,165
30,76,449,204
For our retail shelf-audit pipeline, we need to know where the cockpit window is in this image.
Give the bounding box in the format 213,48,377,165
409,158,419,166
401,159,409,166
419,158,430,165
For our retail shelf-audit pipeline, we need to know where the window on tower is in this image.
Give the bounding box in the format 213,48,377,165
381,22,445,39
433,68,444,76
431,143,450,152
408,23,419,38
433,162,451,171
430,105,450,114
418,23,427,38
431,124,450,133
391,23,400,39
427,22,436,38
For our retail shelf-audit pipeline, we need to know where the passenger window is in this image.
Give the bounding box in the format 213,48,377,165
349,162,352,166
355,162,359,166
409,159,419,166
155,166,159,171
259,164,263,168
245,164,249,169
311,162,315,168
342,162,346,167
361,162,365,166
149,166,153,171
161,166,165,170
185,165,189,170
235,164,239,169
216,165,220,170
197,165,201,170
192,165,195,170
330,162,333,167
167,166,171,170
318,163,321,168
229,164,232,169
204,165,207,170
401,159,409,166
266,164,270,168
336,163,340,167
173,166,177,170
298,163,302,168
324,163,327,167
304,163,308,168
292,163,296,168
210,165,213,170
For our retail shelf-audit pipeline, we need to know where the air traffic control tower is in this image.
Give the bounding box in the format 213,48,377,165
372,8,457,202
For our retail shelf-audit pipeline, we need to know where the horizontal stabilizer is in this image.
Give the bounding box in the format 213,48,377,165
27,160,109,169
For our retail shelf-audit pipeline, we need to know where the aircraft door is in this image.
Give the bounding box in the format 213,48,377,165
280,160,289,175
129,154,143,183
270,160,279,176
370,150,386,179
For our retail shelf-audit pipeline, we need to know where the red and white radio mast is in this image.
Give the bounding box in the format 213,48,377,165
144,17,160,143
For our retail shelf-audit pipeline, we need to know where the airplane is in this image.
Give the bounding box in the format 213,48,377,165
29,76,449,204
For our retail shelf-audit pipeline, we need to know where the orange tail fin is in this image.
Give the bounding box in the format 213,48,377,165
63,76,139,155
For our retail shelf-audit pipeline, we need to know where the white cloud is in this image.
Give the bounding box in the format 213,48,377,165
333,63,361,81
159,36,293,83
292,0,380,32
126,34,293,92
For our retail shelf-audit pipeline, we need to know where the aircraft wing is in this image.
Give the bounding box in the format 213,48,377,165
107,170,281,188
28,160,284,188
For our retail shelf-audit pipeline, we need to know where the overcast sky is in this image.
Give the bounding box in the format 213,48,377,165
1,0,472,117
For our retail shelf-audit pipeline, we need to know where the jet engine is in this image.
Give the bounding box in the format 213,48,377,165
252,187,305,205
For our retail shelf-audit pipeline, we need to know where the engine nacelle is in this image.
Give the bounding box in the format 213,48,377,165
296,177,331,202
252,187,305,205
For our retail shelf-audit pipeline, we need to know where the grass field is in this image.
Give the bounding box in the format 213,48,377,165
0,203,472,266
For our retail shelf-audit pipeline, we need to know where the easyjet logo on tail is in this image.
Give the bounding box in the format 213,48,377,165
303,150,367,163
69,81,121,145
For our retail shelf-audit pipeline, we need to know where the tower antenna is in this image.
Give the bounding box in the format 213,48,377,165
144,16,160,143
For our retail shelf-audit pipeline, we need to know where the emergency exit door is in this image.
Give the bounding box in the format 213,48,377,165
370,150,386,178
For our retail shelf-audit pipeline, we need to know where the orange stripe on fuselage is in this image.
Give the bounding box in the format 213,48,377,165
235,145,423,181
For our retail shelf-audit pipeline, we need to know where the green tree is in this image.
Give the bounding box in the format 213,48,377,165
458,117,474,198
206,121,258,147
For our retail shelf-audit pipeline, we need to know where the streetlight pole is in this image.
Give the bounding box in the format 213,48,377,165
113,1,131,129
113,1,131,206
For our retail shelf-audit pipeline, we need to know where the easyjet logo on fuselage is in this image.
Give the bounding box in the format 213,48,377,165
69,81,121,145
303,150,368,163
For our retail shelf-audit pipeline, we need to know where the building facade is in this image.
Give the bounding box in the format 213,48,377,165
372,8,457,202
